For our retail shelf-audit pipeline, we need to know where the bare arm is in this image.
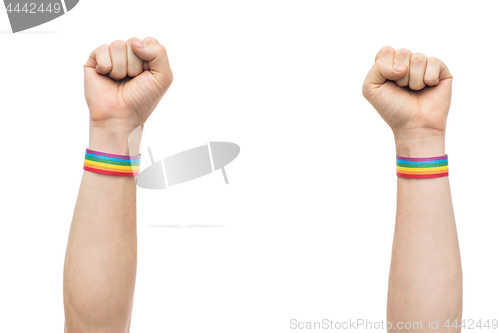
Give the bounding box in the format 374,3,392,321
389,139,462,331
63,37,173,332
362,46,462,332
63,134,139,332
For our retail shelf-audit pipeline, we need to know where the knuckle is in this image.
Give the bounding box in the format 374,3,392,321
157,44,167,54
375,58,387,68
110,40,126,49
380,46,394,54
396,48,412,57
100,64,112,72
126,37,140,45
411,53,426,63
427,56,439,65
144,36,159,44
98,44,109,52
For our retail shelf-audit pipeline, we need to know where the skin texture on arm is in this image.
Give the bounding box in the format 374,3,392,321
362,46,462,332
63,37,173,332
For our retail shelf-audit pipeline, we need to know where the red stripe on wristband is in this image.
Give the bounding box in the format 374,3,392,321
396,172,449,179
83,166,136,177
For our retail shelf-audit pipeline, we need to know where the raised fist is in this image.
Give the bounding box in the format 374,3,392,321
362,46,452,155
84,37,173,153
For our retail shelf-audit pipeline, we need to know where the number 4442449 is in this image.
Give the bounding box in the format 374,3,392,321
6,3,62,14
444,319,499,330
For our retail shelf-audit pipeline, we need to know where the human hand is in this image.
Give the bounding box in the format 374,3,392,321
84,37,173,154
362,46,452,156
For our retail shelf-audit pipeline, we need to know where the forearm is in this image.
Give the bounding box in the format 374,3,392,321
63,129,139,332
63,35,171,331
387,138,462,331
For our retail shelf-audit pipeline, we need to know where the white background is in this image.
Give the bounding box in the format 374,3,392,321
1,0,499,332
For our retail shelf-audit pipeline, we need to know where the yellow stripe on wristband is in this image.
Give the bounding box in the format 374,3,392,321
396,165,448,173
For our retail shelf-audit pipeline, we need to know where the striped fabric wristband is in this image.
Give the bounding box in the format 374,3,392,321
396,154,449,179
84,149,141,177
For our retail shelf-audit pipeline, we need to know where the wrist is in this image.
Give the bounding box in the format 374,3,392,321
394,135,445,157
89,125,143,156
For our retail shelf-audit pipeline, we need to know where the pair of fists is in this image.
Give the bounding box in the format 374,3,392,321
85,39,452,144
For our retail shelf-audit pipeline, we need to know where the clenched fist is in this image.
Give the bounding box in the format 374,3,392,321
84,37,173,154
362,46,452,156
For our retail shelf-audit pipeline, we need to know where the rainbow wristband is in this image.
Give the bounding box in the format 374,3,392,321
396,155,448,179
84,149,141,177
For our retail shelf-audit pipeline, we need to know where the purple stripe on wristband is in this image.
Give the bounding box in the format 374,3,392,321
86,148,141,159
396,154,448,161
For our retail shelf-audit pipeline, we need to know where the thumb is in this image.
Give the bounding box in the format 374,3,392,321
131,39,173,92
362,58,408,98
83,54,104,87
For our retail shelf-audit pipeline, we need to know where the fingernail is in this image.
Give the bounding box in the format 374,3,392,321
394,64,405,72
135,40,145,49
